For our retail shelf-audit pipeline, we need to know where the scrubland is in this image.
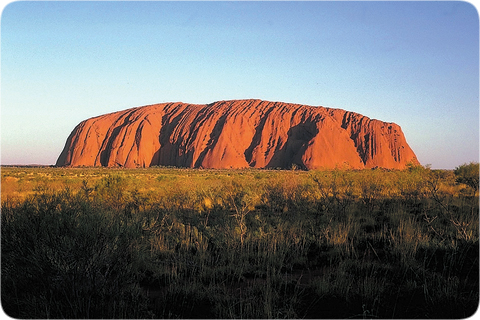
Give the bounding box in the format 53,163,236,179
1,164,478,318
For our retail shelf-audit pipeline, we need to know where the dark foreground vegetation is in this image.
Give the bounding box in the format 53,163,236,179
1,163,478,318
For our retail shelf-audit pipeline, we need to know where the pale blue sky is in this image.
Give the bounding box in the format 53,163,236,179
1,1,478,169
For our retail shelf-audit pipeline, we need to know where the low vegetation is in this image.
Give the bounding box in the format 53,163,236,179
1,164,478,318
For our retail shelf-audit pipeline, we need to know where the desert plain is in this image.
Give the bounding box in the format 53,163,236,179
1,164,478,318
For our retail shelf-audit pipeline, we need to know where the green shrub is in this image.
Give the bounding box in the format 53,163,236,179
454,162,479,195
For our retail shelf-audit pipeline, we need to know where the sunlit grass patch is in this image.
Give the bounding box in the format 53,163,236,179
1,165,478,318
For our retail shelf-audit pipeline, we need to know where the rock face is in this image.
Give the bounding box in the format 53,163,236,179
56,99,419,170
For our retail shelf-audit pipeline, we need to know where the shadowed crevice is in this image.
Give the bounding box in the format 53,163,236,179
98,110,137,166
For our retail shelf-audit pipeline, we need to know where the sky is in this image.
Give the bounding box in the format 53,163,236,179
1,1,478,169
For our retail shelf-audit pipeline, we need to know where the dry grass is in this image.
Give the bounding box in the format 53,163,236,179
1,165,478,318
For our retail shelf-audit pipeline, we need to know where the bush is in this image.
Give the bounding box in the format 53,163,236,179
454,162,479,195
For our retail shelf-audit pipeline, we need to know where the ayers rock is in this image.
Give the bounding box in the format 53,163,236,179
56,99,419,170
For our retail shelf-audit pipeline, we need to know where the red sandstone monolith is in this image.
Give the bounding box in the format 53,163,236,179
56,99,419,169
